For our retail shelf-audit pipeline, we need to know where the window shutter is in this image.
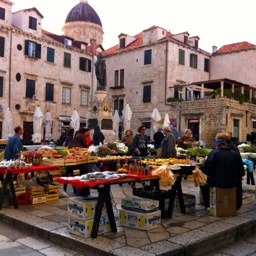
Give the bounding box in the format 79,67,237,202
143,85,151,102
0,76,3,97
114,70,119,86
0,36,4,57
25,40,29,56
87,59,91,72
144,50,152,65
120,69,124,86
36,43,41,59
0,7,6,20
119,99,124,116
79,57,84,71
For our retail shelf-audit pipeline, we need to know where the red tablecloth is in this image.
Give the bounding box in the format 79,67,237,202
57,174,159,189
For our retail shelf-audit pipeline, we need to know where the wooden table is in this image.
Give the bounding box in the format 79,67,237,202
0,165,61,210
58,174,160,238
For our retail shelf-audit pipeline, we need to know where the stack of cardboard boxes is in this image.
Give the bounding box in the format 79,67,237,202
67,195,111,237
119,196,161,230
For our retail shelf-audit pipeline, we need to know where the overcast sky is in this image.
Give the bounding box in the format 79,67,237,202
11,0,256,53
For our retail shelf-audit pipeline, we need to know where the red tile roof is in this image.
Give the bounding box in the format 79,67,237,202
215,41,256,55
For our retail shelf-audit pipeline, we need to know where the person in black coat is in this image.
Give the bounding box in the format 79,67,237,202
200,139,245,209
153,128,164,149
133,125,150,156
93,126,105,146
63,128,74,147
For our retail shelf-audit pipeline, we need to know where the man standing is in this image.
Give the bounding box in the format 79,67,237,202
4,126,23,160
177,129,192,149
153,128,164,149
160,126,177,158
200,139,245,209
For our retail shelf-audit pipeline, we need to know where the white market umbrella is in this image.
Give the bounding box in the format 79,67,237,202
70,109,80,134
3,107,13,139
163,113,170,127
44,111,52,141
122,103,133,131
32,106,43,143
151,107,161,132
113,110,120,135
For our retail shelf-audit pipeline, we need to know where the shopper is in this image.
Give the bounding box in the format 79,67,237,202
160,126,177,158
121,129,134,146
153,127,164,149
200,139,245,209
4,126,23,160
93,125,105,146
63,128,74,147
68,128,92,148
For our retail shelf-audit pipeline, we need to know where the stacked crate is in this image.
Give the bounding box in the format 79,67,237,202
119,196,161,230
26,184,46,204
45,182,60,202
67,195,110,238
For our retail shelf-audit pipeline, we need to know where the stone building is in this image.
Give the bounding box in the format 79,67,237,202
104,27,256,146
0,0,104,143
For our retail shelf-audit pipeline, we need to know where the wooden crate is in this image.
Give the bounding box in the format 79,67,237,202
30,194,46,204
46,191,59,201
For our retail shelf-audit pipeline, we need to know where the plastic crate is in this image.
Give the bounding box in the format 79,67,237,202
10,192,29,206
133,187,171,218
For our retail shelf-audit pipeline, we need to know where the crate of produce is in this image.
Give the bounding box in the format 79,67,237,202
46,191,59,201
10,192,29,206
87,155,98,163
133,187,171,218
26,185,45,196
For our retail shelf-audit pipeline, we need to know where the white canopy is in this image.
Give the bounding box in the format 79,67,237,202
3,107,13,139
163,113,170,127
32,106,43,143
113,110,120,136
122,103,133,131
70,109,80,134
44,111,53,141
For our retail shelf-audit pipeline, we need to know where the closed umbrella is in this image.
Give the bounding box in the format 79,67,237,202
32,106,43,143
122,103,133,131
3,107,13,139
163,113,170,127
70,109,80,134
44,111,52,141
113,110,120,136
151,107,161,132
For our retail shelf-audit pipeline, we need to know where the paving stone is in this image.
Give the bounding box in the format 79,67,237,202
0,235,10,242
182,220,206,229
147,226,170,242
17,236,53,250
126,237,151,247
42,214,68,223
0,240,21,250
27,209,53,217
166,226,190,234
40,245,82,256
111,246,155,256
174,214,200,222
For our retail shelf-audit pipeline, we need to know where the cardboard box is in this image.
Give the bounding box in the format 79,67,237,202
175,193,196,213
119,209,161,230
68,196,106,220
121,196,159,213
68,215,110,238
209,187,237,217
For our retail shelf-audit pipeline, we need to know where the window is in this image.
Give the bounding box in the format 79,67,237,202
142,122,151,137
120,38,125,48
114,98,124,116
204,58,209,72
0,76,3,97
143,84,151,102
174,85,182,100
45,83,54,101
79,57,91,72
0,7,5,20
62,87,71,104
114,69,124,87
25,40,41,59
47,47,55,63
26,79,36,98
29,16,37,30
233,119,240,144
81,90,88,106
64,38,72,46
64,52,71,68
190,53,198,69
179,49,185,65
0,36,4,57
144,49,152,65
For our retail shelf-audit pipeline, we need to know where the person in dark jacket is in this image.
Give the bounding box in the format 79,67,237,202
160,126,177,158
93,126,105,146
200,139,245,209
68,128,91,148
153,128,164,149
215,132,239,153
63,128,74,147
4,126,23,160
133,125,150,156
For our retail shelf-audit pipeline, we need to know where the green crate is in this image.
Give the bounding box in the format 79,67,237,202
0,188,10,208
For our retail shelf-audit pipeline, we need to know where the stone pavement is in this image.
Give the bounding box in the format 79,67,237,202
0,176,256,256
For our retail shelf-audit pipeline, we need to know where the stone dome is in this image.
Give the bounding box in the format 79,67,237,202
65,0,102,27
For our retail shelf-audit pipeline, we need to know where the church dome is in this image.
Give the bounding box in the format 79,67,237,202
65,0,102,27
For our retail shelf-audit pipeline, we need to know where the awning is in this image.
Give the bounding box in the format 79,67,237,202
58,115,87,123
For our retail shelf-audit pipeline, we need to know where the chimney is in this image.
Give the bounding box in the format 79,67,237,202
212,46,217,53
90,39,97,54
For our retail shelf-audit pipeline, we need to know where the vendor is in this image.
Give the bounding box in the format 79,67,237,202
133,125,150,156
160,126,177,158
121,130,134,147
177,129,193,149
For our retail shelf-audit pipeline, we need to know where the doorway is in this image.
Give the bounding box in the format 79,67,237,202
23,121,33,145
188,119,199,141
